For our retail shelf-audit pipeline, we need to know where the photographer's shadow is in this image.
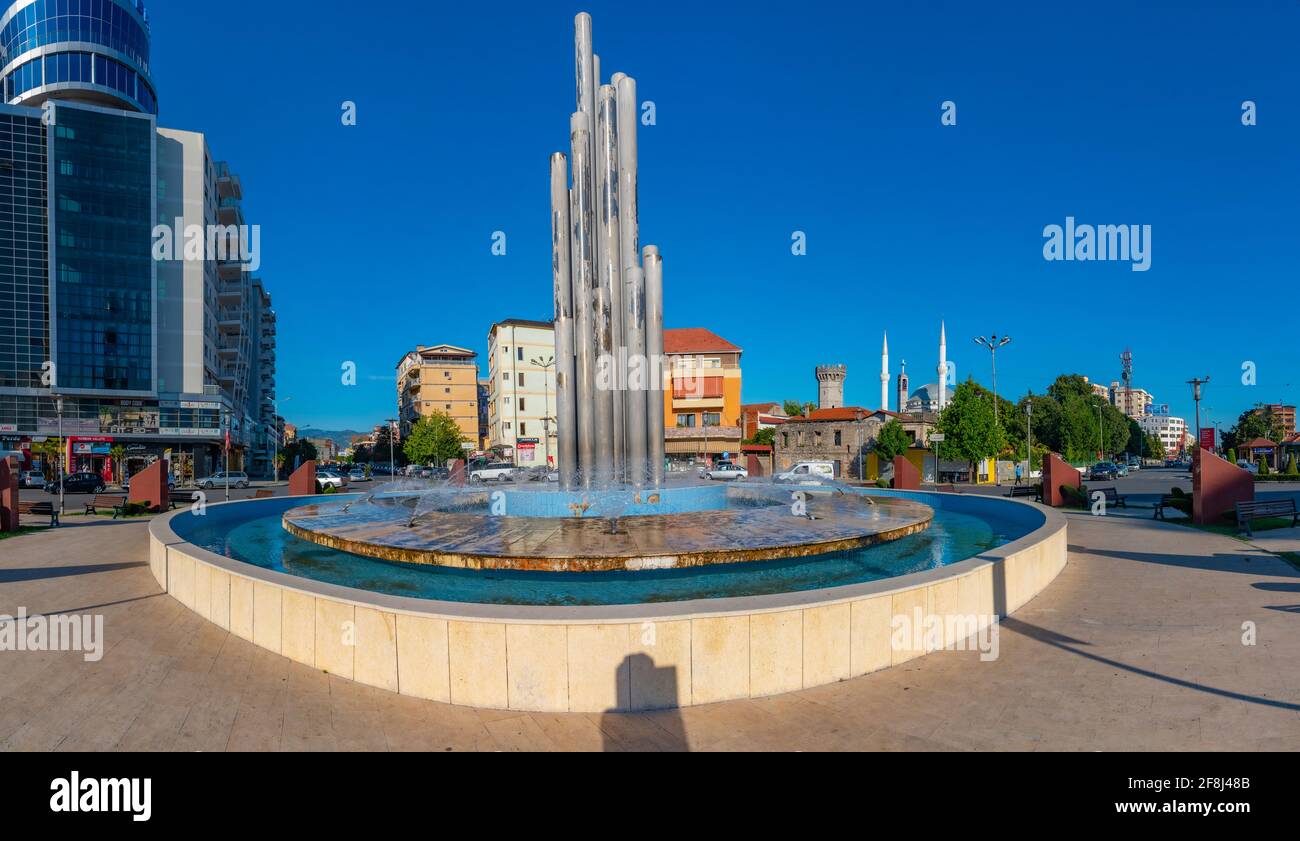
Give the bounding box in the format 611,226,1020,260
599,653,690,752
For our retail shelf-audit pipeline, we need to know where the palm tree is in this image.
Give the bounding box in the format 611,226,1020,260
109,444,126,485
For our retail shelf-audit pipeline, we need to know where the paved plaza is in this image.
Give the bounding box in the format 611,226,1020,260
1,502,1297,751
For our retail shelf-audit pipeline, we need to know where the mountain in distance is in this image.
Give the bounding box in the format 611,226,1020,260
295,428,368,449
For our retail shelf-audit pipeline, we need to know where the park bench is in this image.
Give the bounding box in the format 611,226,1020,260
1006,485,1041,501
169,489,202,510
1235,498,1299,537
17,500,59,527
84,494,127,518
934,483,963,494
1153,495,1180,520
254,489,274,499
1091,486,1127,509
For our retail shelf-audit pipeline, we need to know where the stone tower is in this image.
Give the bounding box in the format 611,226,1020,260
816,364,846,410
897,360,909,413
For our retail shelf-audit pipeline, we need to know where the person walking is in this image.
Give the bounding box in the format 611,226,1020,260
1014,462,1023,486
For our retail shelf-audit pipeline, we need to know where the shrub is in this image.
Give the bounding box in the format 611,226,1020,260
1286,454,1299,476
1170,486,1186,498
875,479,890,488
1258,456,1270,476
1060,484,1088,508
1227,448,1237,464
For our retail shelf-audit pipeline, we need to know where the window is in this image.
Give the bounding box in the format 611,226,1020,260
502,373,507,382
834,431,842,446
517,347,524,361
519,423,527,436
676,413,696,428
517,373,525,387
519,398,526,411
782,432,789,447
703,413,721,427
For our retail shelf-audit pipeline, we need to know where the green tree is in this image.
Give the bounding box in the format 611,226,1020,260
782,400,805,418
874,419,911,463
34,437,64,478
1285,454,1299,476
745,428,776,447
1223,405,1285,453
1146,434,1166,461
281,438,318,470
1046,374,1096,403
935,379,1005,479
109,444,126,484
1258,456,1270,476
404,412,466,466
1226,447,1237,465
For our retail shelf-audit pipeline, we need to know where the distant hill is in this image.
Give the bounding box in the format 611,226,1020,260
296,428,367,449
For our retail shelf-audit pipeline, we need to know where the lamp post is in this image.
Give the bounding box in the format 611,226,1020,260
385,418,399,481
1097,404,1104,461
973,335,1012,426
266,395,290,483
222,408,231,502
55,395,65,517
1187,376,1210,449
1025,392,1033,480
531,355,555,470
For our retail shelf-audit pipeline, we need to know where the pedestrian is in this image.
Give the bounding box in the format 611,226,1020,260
1014,462,1023,486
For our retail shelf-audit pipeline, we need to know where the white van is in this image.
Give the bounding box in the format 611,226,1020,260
774,461,836,484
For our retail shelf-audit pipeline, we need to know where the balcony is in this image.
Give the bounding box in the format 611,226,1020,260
215,162,243,200
218,309,243,332
217,280,241,302
217,198,245,227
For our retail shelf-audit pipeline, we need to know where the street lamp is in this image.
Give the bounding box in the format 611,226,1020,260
1187,376,1210,449
1097,404,1104,460
54,394,65,516
266,395,290,483
531,355,555,470
1025,392,1033,481
385,418,399,480
974,334,1011,485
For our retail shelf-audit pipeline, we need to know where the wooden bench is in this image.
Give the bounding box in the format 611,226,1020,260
1006,484,1041,501
17,500,59,527
84,494,127,518
254,489,274,499
1235,498,1299,537
169,489,202,510
1092,486,1127,509
1153,495,1180,520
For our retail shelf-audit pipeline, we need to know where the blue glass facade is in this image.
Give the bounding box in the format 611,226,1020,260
0,0,155,114
0,105,48,390
50,104,155,393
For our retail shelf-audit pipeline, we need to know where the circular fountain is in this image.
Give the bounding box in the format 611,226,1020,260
280,482,934,572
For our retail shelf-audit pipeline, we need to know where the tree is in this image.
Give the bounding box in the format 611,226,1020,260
1285,454,1299,476
874,419,911,463
1046,374,1096,403
1223,405,1285,452
935,379,1005,479
745,428,776,447
281,438,317,470
404,412,466,467
34,437,64,478
109,444,126,484
1146,433,1166,461
782,400,805,418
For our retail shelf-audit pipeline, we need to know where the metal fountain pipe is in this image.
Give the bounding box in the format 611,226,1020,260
576,14,593,116
625,265,649,486
592,86,618,484
644,247,665,486
617,74,640,482
599,84,625,482
550,152,578,489
569,111,597,486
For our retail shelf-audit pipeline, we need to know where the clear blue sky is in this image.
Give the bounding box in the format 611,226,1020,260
148,0,1299,433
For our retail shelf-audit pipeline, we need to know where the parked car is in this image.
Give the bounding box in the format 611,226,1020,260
775,461,836,484
705,461,749,481
347,469,369,483
470,462,518,483
1115,463,1130,478
195,471,250,490
1237,459,1259,474
1088,462,1120,482
315,469,347,490
123,473,176,492
44,472,106,494
19,470,45,489
1126,458,1141,471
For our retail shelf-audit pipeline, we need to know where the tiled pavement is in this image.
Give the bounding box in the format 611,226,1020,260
1,511,1298,751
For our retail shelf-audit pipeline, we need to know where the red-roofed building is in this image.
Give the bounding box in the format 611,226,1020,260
1239,437,1279,471
663,328,743,468
740,402,789,440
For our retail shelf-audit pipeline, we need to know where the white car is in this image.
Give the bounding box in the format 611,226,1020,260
20,470,46,490
705,462,748,481
470,463,518,483
775,461,836,484
1236,460,1259,474
196,471,249,489
315,470,347,489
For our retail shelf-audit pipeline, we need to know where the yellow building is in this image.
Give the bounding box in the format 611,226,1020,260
395,345,480,449
662,328,743,467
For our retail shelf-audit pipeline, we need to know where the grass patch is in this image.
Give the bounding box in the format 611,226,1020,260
0,526,45,541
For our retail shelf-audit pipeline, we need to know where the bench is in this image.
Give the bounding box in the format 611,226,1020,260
1092,486,1127,509
17,500,59,527
1153,495,1180,520
84,494,127,518
1006,484,1041,501
169,489,202,510
1235,498,1299,537
254,489,274,499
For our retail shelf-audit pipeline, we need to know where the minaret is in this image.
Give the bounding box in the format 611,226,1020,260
897,360,909,414
880,332,890,412
936,322,948,411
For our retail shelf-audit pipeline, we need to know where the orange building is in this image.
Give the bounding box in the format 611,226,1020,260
662,328,743,468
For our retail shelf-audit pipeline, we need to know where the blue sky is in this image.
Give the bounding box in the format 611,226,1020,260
148,0,1299,433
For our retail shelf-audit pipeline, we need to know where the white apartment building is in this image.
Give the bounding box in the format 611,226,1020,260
487,319,559,468
1110,383,1155,419
1139,413,1187,456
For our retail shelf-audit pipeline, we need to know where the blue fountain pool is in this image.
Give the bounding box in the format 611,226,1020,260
171,489,1042,606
